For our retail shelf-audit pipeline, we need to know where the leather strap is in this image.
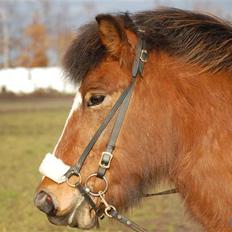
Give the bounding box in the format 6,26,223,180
64,35,178,232
76,185,105,218
65,80,136,177
65,37,147,178
110,209,147,232
132,37,147,78
97,77,137,178
144,188,177,197
77,185,177,232
96,37,148,179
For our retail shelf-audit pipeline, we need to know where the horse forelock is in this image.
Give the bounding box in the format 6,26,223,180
62,22,107,84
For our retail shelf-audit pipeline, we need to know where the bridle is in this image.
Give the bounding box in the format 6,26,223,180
63,32,177,232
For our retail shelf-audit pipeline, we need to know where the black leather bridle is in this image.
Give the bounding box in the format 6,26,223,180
64,33,177,232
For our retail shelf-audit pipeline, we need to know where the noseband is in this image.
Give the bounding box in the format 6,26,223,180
39,32,176,231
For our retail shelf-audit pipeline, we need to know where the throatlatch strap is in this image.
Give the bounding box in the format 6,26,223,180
143,188,177,197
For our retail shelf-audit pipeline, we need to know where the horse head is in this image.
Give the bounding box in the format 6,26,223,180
34,8,232,231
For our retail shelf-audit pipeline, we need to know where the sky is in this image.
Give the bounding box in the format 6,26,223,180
3,0,232,27
67,0,232,27
1,1,231,36
67,0,232,13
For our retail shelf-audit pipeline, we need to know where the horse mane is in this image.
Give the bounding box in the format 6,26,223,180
63,7,232,84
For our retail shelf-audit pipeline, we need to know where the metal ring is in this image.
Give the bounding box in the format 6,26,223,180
85,173,108,197
66,172,81,188
140,49,148,63
105,205,116,218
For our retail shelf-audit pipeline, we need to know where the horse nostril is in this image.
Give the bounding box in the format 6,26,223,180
34,191,56,216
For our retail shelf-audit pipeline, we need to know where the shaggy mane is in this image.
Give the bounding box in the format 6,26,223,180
63,7,232,83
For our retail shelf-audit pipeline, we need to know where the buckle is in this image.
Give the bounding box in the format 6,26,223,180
140,49,148,63
99,151,113,169
98,192,116,218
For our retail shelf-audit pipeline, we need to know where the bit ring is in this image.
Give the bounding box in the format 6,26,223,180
85,173,108,197
66,171,81,188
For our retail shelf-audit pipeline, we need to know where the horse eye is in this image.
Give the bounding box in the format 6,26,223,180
87,95,105,107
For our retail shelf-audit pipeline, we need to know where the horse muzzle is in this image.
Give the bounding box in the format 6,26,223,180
34,188,98,229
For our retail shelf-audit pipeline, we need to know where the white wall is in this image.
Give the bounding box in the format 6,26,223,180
0,67,75,94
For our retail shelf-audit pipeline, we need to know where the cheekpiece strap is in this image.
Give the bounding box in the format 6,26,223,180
132,35,148,78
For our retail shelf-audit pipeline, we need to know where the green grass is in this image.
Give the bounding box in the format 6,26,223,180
0,96,201,232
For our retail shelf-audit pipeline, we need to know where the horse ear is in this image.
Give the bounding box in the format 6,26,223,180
96,14,127,58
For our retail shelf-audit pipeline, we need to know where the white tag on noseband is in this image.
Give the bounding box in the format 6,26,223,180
39,153,71,184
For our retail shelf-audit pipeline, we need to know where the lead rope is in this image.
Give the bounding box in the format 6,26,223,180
110,209,147,232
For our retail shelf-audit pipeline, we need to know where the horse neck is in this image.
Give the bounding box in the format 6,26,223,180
137,52,232,175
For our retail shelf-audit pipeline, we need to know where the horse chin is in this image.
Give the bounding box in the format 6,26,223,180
47,199,97,230
68,202,98,229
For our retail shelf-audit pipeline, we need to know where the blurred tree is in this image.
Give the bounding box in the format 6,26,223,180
0,8,9,68
17,16,48,67
53,31,75,62
34,0,75,66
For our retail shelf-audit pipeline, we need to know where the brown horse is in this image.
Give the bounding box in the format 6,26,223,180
34,8,232,232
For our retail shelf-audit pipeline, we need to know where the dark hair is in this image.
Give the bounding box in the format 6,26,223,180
63,7,232,84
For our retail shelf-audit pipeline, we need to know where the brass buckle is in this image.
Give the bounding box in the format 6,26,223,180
98,192,116,218
99,151,113,169
140,49,148,63
105,205,116,218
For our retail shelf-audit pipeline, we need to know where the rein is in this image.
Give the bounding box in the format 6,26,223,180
64,34,177,232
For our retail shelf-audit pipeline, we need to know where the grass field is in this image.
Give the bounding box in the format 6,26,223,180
0,96,202,232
